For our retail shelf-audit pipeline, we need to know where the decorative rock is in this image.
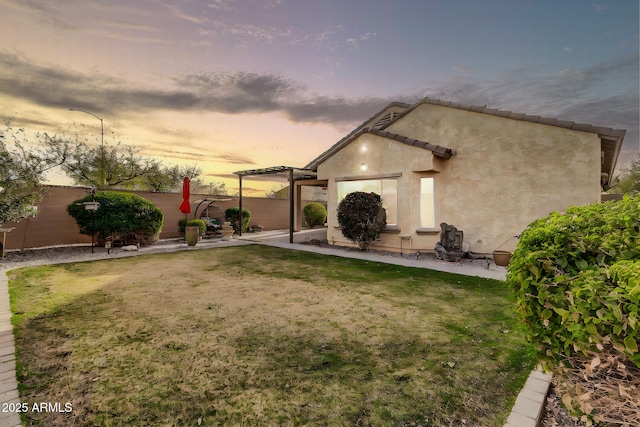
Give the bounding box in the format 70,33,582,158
435,223,464,262
221,222,234,241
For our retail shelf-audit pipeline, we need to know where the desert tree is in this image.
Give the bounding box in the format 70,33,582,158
60,136,159,189
0,122,69,224
264,185,287,199
140,164,205,192
199,180,228,195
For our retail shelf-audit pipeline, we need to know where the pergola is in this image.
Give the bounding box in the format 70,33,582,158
233,166,324,243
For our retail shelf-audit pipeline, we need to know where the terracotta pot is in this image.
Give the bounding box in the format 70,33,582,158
493,250,512,267
185,226,199,246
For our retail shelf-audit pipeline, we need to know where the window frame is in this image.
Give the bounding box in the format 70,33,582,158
336,177,399,226
416,176,439,234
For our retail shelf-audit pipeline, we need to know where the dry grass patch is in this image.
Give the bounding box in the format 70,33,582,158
9,245,536,426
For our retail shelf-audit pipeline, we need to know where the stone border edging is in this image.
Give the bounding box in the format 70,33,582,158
0,270,22,427
504,367,552,427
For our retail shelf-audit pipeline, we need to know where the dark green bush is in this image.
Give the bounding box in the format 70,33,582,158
506,196,639,367
303,202,327,228
337,192,386,251
225,207,251,234
178,219,206,236
67,191,164,246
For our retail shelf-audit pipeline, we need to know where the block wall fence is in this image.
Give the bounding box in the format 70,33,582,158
1,186,299,251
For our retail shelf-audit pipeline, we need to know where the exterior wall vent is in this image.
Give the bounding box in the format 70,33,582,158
372,111,402,129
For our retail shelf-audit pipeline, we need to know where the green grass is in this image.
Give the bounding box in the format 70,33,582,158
8,244,536,426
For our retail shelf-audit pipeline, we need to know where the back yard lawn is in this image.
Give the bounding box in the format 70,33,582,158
9,245,536,426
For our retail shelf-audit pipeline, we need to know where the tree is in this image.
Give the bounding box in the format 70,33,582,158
66,191,164,245
60,138,159,189
0,122,69,224
138,164,228,194
140,164,204,192
265,185,287,199
200,180,228,196
337,192,387,250
610,154,640,195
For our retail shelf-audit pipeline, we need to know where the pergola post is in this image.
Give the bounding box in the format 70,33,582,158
294,182,303,231
238,175,243,237
289,168,294,244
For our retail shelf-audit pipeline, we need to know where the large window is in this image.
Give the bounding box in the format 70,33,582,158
420,177,435,228
337,179,398,225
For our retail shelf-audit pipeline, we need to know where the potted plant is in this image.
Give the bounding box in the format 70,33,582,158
179,219,206,246
185,226,199,246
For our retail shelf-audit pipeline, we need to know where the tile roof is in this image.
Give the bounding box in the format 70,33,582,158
412,98,626,139
363,128,454,159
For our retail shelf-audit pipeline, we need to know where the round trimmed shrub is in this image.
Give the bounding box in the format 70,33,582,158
178,219,206,236
67,191,164,246
225,207,251,234
506,196,639,367
337,191,386,251
303,202,327,228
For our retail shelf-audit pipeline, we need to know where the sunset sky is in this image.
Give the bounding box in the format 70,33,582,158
1,0,638,195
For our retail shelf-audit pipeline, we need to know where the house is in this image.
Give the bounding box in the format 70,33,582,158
301,98,625,255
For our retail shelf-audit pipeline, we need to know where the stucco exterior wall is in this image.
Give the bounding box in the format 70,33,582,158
319,103,602,254
318,132,439,251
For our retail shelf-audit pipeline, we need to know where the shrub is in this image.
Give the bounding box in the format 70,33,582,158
178,219,206,236
337,192,386,251
303,202,327,228
506,196,640,368
225,207,251,234
67,191,164,246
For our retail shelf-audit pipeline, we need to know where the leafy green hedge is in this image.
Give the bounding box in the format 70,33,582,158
225,207,251,234
507,196,639,367
303,202,327,228
178,219,206,236
67,191,164,245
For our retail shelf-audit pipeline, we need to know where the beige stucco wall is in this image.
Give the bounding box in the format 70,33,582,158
318,132,441,251
319,103,602,254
